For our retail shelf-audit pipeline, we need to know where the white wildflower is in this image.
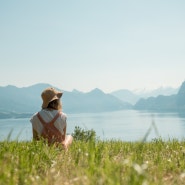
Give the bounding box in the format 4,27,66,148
142,180,148,185
180,172,185,179
124,159,129,164
133,164,143,175
133,163,148,175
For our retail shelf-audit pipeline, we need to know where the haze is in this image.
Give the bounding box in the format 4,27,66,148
0,0,185,93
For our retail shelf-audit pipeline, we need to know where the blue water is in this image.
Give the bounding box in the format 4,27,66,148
0,110,185,141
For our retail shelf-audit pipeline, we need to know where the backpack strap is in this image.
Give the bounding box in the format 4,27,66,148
37,111,62,126
37,113,46,125
49,111,62,125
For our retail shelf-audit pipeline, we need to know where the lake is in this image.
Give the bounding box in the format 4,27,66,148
0,110,185,141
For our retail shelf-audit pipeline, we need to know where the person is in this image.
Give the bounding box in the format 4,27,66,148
30,87,73,150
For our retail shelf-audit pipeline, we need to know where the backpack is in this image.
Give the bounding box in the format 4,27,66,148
37,111,64,145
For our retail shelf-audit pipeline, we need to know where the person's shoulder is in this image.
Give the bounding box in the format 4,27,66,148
59,111,67,120
59,111,66,115
31,112,39,117
30,112,39,123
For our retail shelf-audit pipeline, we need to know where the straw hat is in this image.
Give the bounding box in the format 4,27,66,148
41,87,63,109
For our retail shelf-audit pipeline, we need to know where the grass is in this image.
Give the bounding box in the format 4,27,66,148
1,138,185,185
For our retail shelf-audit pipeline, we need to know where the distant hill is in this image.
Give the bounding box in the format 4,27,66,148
133,86,179,97
176,81,185,110
111,89,139,105
62,88,132,113
134,95,177,111
134,81,185,112
0,82,183,119
111,87,179,105
0,84,132,118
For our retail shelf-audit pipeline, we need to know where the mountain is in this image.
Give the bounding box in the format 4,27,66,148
176,81,185,110
63,88,132,113
111,89,139,105
134,81,185,112
134,95,177,111
133,87,179,97
0,84,132,118
1,82,182,118
0,84,49,112
111,87,179,105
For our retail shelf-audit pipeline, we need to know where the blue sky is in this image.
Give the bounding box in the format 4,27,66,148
0,0,185,92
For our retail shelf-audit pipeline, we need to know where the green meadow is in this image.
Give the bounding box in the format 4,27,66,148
1,128,185,185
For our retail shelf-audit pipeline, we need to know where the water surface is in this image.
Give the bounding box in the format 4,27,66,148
0,110,185,141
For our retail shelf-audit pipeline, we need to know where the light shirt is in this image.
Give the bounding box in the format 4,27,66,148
30,109,67,136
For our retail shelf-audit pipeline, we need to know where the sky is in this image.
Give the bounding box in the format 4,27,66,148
0,0,185,93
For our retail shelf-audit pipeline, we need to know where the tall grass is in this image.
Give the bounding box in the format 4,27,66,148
1,137,185,185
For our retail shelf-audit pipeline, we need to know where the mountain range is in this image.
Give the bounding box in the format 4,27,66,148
0,82,184,119
111,87,179,105
0,83,131,118
134,81,185,113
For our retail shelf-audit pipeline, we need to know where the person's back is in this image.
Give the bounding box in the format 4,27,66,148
37,110,63,144
30,87,73,149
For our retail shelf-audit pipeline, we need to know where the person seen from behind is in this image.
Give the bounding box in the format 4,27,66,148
30,87,73,150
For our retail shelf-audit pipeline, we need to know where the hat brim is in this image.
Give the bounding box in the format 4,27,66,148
42,92,63,109
57,92,63,98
